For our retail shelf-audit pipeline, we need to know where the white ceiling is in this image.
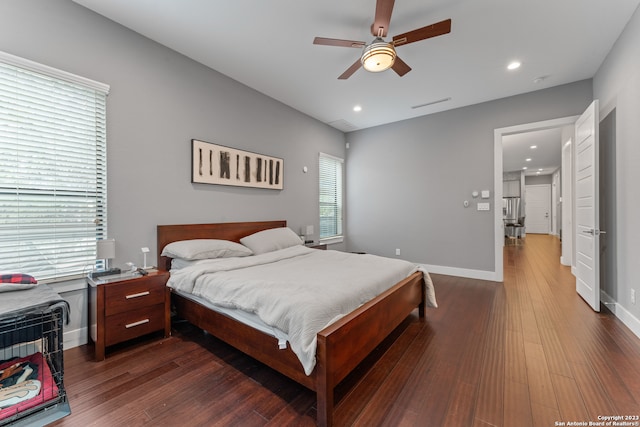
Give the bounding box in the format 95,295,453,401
72,0,639,133
502,128,564,175
71,0,638,177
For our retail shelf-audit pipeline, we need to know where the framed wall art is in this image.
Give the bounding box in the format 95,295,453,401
191,139,283,190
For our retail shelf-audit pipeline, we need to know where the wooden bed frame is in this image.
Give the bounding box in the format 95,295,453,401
157,220,426,427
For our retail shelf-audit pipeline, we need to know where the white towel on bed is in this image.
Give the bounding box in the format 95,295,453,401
167,246,436,375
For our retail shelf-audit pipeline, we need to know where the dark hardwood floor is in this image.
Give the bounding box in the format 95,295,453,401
51,235,640,426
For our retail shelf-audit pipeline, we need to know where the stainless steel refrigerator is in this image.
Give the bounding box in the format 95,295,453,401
503,197,521,223
503,197,524,239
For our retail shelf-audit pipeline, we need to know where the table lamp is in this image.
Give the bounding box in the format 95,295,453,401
97,238,115,268
92,238,120,278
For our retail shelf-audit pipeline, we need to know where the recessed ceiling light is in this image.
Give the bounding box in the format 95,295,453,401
538,168,543,171
536,171,541,175
525,158,532,162
522,167,528,170
533,75,549,84
353,105,362,112
507,61,521,70
530,145,537,149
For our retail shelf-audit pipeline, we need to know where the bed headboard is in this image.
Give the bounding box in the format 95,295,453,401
156,220,287,271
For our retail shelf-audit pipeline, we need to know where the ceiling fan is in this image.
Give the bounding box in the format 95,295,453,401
313,0,451,79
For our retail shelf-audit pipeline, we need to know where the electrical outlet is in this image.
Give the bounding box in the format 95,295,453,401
395,248,401,256
632,289,636,305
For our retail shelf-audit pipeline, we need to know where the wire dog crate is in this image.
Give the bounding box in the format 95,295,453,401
0,301,70,426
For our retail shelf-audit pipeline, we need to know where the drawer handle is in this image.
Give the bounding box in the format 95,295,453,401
126,291,150,299
125,319,150,329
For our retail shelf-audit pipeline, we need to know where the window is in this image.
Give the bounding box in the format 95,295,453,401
0,52,109,282
319,153,343,243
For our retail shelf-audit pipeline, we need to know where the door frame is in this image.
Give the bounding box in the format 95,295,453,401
493,116,579,282
561,139,573,266
551,169,560,236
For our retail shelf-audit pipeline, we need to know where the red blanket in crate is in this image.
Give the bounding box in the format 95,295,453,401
0,352,59,420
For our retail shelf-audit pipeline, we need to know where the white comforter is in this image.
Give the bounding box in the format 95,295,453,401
167,245,436,375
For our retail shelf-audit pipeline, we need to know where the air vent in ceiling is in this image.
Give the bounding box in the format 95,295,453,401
327,119,358,132
411,97,451,109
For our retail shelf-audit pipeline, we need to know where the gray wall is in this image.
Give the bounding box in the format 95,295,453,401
594,3,640,331
345,80,593,275
0,0,345,346
524,175,553,185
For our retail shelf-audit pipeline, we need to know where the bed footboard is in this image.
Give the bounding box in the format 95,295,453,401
315,271,425,427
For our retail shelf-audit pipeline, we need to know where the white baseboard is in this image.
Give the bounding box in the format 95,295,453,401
64,327,88,350
420,264,498,282
601,291,640,339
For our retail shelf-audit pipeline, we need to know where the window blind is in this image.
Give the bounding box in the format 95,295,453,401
0,57,108,282
319,153,343,241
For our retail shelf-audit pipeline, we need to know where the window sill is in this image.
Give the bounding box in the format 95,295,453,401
46,276,88,293
319,235,344,246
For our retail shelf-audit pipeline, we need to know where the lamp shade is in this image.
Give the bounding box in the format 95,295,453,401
361,39,396,72
96,238,115,260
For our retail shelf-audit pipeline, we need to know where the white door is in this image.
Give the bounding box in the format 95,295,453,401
575,100,600,312
525,185,551,234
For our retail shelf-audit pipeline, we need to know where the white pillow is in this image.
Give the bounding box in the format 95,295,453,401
240,227,302,255
161,239,253,260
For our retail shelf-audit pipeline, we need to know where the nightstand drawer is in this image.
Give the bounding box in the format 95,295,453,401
105,277,166,316
105,304,165,346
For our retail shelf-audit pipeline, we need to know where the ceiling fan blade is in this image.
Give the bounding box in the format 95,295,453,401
314,37,366,48
391,56,411,76
338,59,362,80
392,19,452,47
370,0,395,37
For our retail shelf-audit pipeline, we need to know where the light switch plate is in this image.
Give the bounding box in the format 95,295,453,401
481,190,490,199
477,202,490,211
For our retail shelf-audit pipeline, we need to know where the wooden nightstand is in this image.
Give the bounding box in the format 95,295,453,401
306,243,327,250
88,270,171,361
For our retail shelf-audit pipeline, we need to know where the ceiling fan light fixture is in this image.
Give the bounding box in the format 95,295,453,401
361,39,396,72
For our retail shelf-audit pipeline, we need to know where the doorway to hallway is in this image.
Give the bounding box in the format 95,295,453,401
493,115,578,282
